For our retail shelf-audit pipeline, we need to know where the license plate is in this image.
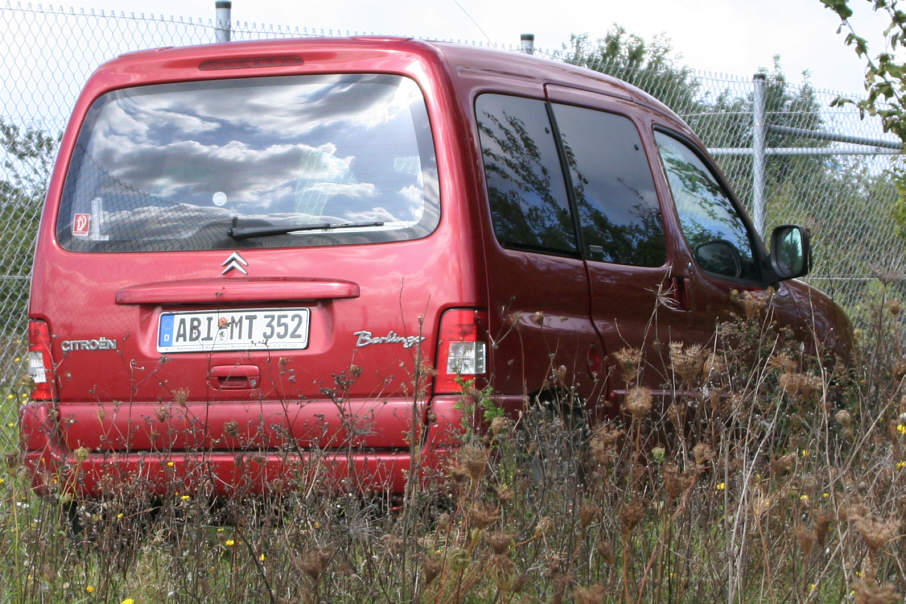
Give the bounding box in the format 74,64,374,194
157,308,310,353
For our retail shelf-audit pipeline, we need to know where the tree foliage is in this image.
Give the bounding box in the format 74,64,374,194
0,119,57,203
0,119,58,332
820,0,906,141
557,27,704,116
821,0,906,247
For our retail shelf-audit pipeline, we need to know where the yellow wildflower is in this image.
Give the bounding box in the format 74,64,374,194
801,449,809,457
166,461,175,468
225,539,235,547
897,461,906,470
180,495,190,501
822,492,829,498
14,357,20,362
259,553,266,562
800,494,809,503
116,513,124,519
86,585,95,593
716,482,726,491
898,424,906,435
122,599,135,604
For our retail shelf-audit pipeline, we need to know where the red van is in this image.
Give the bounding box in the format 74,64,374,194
22,37,852,496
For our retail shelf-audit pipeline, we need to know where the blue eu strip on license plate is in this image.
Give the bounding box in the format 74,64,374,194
157,308,310,353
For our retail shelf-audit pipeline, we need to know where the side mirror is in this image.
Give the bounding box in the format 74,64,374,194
770,225,811,280
694,240,743,279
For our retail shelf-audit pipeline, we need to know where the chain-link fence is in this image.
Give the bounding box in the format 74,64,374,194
1,2,903,405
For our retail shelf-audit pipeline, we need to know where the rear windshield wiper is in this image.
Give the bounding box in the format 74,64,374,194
228,218,385,240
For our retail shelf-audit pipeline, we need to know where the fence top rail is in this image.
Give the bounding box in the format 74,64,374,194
709,146,901,156
767,124,902,150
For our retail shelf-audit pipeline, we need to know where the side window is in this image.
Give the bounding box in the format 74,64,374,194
552,103,666,267
476,94,577,254
655,132,761,282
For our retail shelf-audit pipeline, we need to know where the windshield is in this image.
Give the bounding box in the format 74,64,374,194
57,73,439,252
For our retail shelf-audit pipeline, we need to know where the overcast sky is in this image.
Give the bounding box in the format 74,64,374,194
43,0,896,94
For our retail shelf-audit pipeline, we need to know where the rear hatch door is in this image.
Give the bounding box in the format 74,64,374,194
40,69,444,453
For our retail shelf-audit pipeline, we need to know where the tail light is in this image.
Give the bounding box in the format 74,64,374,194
434,308,488,393
28,320,56,401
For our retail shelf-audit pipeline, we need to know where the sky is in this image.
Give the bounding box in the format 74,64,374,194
36,0,898,95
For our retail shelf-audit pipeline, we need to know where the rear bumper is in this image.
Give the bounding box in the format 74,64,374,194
24,449,455,496
20,395,467,497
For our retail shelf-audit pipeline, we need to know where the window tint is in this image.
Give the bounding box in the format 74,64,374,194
552,104,666,266
57,74,439,252
476,94,577,254
655,132,760,281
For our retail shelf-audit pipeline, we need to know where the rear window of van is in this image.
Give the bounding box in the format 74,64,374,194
57,73,439,252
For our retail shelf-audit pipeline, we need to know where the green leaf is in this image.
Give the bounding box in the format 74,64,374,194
820,0,854,19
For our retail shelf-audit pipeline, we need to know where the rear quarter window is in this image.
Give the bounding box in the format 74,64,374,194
475,94,577,255
57,74,439,252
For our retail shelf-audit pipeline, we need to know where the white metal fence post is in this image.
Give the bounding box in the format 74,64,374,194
752,73,767,238
215,1,231,43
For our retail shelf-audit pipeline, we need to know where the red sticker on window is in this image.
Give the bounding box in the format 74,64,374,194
73,213,91,237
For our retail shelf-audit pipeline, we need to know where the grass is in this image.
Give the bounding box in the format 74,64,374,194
1,285,906,603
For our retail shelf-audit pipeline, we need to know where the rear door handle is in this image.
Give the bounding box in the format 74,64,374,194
209,365,259,390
